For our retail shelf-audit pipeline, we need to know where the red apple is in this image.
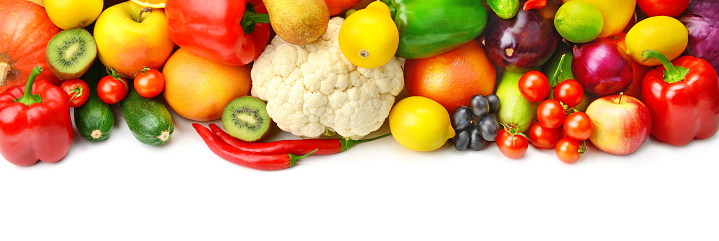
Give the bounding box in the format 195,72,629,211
585,94,652,155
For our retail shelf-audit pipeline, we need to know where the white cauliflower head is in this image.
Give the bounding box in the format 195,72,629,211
251,17,404,139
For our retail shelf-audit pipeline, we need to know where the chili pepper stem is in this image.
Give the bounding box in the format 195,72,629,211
288,149,318,167
641,50,689,84
340,132,392,152
14,66,43,106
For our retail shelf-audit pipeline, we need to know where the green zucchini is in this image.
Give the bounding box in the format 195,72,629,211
120,88,174,146
74,61,114,142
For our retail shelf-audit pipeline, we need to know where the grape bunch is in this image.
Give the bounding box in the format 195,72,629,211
450,94,501,151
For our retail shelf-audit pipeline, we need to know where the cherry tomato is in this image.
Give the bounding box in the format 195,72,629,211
134,67,165,98
496,128,529,159
553,79,584,108
537,99,565,129
518,71,550,102
528,122,561,149
555,137,584,164
60,79,90,107
97,68,128,104
637,0,689,18
563,112,594,141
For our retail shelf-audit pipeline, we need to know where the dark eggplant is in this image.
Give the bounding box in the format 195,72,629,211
484,0,561,71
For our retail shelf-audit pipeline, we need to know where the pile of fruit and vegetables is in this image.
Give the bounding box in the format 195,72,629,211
1,0,718,170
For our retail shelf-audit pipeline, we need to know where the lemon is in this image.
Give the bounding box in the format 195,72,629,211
45,0,103,30
625,16,688,66
389,96,455,152
554,1,603,43
338,1,399,69
563,0,636,38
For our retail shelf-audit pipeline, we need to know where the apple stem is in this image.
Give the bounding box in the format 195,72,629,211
137,7,152,23
0,62,10,86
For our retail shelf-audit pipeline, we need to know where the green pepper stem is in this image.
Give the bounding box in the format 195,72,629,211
339,133,392,152
289,149,319,167
241,3,270,33
641,49,689,84
14,66,43,106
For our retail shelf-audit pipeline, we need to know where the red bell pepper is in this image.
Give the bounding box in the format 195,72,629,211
0,66,73,166
641,50,719,146
165,0,271,66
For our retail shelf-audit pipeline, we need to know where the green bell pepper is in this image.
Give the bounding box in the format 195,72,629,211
380,0,487,59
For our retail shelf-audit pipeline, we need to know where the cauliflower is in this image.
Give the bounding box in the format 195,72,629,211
251,17,404,139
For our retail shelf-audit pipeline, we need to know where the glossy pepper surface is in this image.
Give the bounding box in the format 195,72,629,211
379,0,487,59
165,0,271,66
641,50,719,146
0,67,73,166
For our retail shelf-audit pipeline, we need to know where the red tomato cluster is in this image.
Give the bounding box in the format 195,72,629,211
514,71,595,163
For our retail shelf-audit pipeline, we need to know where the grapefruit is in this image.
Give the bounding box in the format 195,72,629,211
162,48,252,121
404,39,496,114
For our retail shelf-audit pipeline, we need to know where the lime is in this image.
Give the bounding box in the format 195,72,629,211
389,96,455,152
625,16,688,66
554,1,604,44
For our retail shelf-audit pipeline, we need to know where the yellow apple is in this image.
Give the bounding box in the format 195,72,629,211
93,1,174,77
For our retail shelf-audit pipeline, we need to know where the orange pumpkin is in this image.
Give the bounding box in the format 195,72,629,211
0,0,61,93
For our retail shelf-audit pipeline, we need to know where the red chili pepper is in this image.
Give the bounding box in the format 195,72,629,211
641,50,719,146
193,123,316,171
208,123,392,155
165,0,271,66
0,66,73,166
523,0,547,11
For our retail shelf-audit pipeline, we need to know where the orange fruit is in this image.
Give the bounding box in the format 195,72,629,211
130,0,164,8
404,39,496,113
162,48,252,121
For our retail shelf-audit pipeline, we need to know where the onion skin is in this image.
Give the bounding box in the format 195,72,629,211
572,38,633,97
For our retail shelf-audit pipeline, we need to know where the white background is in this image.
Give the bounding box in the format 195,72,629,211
1,105,717,241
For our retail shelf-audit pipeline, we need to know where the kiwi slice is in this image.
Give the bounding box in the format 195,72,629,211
46,28,97,80
222,96,272,142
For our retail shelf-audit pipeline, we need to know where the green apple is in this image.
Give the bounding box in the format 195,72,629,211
94,1,174,77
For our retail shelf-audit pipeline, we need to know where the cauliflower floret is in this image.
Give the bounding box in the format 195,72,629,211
251,17,404,139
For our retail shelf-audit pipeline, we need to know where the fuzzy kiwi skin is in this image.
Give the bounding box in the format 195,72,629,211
222,96,272,142
46,28,97,80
